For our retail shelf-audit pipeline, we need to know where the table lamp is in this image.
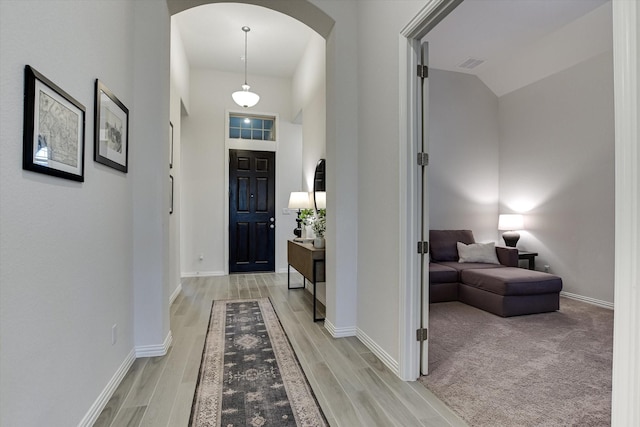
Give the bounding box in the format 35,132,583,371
288,192,311,237
498,214,524,247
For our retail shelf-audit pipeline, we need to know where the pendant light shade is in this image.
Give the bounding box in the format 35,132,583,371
232,84,260,108
232,26,260,108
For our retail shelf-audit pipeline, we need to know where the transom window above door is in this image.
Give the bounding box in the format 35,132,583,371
229,113,276,141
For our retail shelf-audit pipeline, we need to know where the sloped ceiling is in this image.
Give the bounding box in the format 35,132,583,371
173,0,612,97
423,0,611,97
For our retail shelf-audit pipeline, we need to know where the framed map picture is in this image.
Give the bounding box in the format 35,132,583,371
94,80,129,172
23,65,86,182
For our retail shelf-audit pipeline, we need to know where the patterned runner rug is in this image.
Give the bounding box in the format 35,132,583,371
189,298,328,427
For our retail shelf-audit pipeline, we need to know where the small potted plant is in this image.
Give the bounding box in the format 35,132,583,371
312,209,326,248
299,208,315,238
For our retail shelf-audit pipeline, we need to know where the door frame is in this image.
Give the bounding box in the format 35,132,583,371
397,0,463,382
227,149,277,273
224,110,279,275
398,2,640,424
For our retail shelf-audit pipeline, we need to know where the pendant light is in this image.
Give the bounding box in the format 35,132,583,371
232,26,260,108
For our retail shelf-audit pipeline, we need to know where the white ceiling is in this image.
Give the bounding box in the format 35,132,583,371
424,0,611,96
173,0,611,95
173,3,316,78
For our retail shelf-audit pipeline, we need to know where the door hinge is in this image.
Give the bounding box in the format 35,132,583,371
417,241,429,254
417,65,429,79
417,152,429,166
416,328,428,341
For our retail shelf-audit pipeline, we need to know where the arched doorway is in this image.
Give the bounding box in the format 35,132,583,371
167,1,355,332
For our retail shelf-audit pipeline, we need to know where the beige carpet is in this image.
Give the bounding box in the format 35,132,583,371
420,297,613,427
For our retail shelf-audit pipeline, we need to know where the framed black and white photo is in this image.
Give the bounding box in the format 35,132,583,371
169,121,174,169
23,65,86,182
94,80,129,172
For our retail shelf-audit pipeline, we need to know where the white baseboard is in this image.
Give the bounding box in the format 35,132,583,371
169,282,182,304
357,328,400,376
77,349,136,427
181,270,226,278
135,330,173,358
183,269,292,276
324,319,356,338
561,291,614,310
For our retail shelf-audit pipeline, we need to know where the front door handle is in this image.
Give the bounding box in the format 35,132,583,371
270,224,275,229
270,217,275,222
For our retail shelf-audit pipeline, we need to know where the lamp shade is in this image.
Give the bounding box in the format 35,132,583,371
498,214,524,230
232,84,260,108
288,192,311,209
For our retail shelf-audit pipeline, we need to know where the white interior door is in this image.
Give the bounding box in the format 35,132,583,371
419,41,430,375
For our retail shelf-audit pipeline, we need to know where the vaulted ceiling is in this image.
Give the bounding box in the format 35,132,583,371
173,3,316,79
423,0,611,96
173,0,611,96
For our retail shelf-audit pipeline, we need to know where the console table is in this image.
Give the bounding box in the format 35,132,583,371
287,240,325,321
518,250,538,270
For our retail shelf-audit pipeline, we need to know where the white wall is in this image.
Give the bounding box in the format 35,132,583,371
180,69,302,275
301,88,327,192
292,35,327,192
170,19,191,114
131,0,172,354
0,0,169,425
428,69,501,243
169,17,188,301
353,0,433,362
312,0,360,337
169,74,183,301
499,51,615,304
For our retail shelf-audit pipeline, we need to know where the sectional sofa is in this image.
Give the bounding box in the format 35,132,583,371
429,230,563,317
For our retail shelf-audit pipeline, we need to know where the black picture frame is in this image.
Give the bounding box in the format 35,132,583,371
23,65,86,182
169,121,174,169
94,79,129,173
170,175,174,215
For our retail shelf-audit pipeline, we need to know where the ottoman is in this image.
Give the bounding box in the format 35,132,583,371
459,267,563,317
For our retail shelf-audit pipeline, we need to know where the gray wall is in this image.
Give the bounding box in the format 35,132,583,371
428,53,614,305
499,51,615,304
353,0,438,360
0,0,170,425
180,68,303,275
428,69,501,243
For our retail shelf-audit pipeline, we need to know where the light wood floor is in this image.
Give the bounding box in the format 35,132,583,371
94,273,466,426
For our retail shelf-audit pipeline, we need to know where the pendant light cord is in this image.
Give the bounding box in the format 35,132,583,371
243,26,250,86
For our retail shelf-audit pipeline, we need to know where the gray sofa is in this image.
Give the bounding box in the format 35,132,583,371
429,230,563,317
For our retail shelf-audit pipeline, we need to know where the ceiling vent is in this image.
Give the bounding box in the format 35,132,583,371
458,57,485,70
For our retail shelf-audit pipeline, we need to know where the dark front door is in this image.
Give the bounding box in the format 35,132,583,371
229,149,276,272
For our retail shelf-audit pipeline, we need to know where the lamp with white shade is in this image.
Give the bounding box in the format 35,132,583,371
288,192,311,237
498,214,524,247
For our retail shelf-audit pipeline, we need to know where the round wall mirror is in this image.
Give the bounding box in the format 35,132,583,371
313,159,326,211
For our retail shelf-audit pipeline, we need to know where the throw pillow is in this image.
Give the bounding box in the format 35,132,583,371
457,241,500,264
